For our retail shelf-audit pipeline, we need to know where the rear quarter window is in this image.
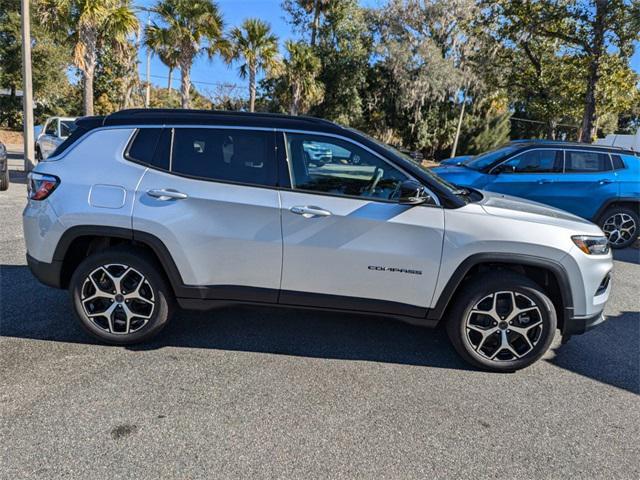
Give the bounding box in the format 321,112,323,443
611,155,625,170
125,128,169,170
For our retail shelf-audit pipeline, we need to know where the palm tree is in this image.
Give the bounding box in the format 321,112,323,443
144,25,181,95
228,19,280,112
298,0,331,46
145,0,228,109
282,41,323,115
39,0,138,116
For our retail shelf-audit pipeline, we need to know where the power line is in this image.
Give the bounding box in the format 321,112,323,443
142,72,244,89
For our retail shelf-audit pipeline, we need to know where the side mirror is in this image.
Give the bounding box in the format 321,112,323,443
398,180,429,205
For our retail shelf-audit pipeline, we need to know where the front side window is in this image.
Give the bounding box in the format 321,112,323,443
171,128,275,186
565,151,612,172
499,150,563,173
286,133,410,201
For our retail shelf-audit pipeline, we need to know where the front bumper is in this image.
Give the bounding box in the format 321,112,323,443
563,310,607,339
27,253,63,289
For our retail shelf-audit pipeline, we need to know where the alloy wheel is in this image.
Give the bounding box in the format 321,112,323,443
602,213,636,246
80,264,155,335
465,291,544,362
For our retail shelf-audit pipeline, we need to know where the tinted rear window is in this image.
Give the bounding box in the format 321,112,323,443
565,151,612,172
611,154,626,170
171,128,275,186
126,128,168,170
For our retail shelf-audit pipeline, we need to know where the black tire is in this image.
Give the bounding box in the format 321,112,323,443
598,206,639,249
446,272,557,372
0,170,8,191
70,246,175,345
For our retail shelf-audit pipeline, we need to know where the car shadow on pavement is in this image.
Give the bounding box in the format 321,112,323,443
550,310,639,394
0,264,471,371
612,248,639,266
2,263,638,388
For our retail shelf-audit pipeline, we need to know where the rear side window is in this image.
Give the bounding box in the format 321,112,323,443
171,128,275,186
565,151,612,172
611,155,626,170
126,128,169,170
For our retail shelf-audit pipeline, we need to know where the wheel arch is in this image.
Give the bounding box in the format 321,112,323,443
592,197,640,223
53,226,184,295
428,253,573,330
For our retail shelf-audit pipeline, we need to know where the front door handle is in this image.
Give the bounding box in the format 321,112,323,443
147,189,188,201
290,205,332,218
538,179,553,184
598,179,613,185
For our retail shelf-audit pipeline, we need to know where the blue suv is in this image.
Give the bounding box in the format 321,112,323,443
432,141,640,248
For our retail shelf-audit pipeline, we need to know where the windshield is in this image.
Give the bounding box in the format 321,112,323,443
347,128,464,196
463,145,521,170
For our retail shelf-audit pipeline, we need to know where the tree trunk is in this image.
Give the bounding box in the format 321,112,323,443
83,71,94,116
579,58,600,142
546,119,557,140
180,59,191,109
578,0,607,143
290,83,300,115
168,67,173,94
79,26,98,116
249,65,256,112
311,0,321,47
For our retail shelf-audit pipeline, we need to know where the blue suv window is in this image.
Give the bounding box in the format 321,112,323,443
500,150,563,173
565,151,611,172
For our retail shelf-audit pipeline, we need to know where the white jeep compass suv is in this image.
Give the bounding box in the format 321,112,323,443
23,109,613,372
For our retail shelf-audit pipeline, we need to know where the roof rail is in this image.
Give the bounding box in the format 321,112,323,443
104,108,339,127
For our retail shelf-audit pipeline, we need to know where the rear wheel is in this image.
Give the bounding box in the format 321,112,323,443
446,272,557,372
599,206,638,249
70,246,174,344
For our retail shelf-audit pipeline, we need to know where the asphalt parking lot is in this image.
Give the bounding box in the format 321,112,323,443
1,167,639,479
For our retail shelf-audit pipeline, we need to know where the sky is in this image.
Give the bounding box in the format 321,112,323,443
134,0,640,97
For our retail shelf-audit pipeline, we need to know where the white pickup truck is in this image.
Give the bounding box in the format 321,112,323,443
595,129,640,152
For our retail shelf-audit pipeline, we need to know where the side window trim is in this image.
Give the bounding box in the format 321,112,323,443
280,129,441,207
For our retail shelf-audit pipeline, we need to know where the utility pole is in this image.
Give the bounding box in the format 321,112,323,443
144,13,151,108
20,0,35,172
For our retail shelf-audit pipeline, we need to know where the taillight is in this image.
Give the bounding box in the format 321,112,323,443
28,172,60,200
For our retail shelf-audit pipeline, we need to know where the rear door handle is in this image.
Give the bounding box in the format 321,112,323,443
147,189,188,201
598,179,613,185
290,205,332,218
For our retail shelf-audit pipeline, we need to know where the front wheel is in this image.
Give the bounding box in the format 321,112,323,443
599,206,638,249
446,272,557,372
70,246,175,344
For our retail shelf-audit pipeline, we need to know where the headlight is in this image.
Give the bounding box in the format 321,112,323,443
571,235,610,255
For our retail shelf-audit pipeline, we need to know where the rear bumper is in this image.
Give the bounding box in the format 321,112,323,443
563,310,607,337
26,253,63,289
